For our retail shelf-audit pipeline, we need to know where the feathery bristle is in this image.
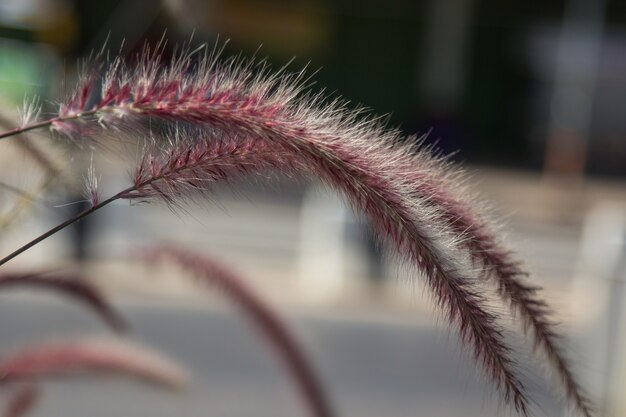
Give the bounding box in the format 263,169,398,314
399,159,594,417
18,97,41,129
85,155,99,207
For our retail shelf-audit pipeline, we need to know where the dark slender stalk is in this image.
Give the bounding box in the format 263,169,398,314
0,160,201,266
0,185,132,267
0,119,54,140
0,110,98,141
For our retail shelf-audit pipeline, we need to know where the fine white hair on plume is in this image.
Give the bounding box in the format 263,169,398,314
85,153,100,206
19,97,41,128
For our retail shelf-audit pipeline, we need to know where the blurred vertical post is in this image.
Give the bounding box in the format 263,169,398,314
543,0,606,179
573,203,626,417
419,0,474,113
602,221,626,417
298,187,347,303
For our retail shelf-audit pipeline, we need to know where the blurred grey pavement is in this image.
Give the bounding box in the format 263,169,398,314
0,293,566,417
1,166,626,416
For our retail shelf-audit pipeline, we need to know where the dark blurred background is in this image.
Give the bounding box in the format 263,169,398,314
1,1,626,417
2,0,626,177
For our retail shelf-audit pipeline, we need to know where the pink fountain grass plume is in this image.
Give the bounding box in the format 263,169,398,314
400,149,593,417
0,125,526,412
0,272,128,333
142,245,335,417
0,339,189,391
2,384,39,417
120,130,529,415
439,202,593,416
124,131,289,203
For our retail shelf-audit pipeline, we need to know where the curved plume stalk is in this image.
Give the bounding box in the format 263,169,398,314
122,132,529,414
2,384,39,417
0,339,189,390
142,246,335,417
2,384,38,417
0,272,128,333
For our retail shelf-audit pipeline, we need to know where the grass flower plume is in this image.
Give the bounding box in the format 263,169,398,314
0,339,189,390
0,272,128,333
142,245,335,417
125,129,529,413
0,41,593,417
2,383,39,417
